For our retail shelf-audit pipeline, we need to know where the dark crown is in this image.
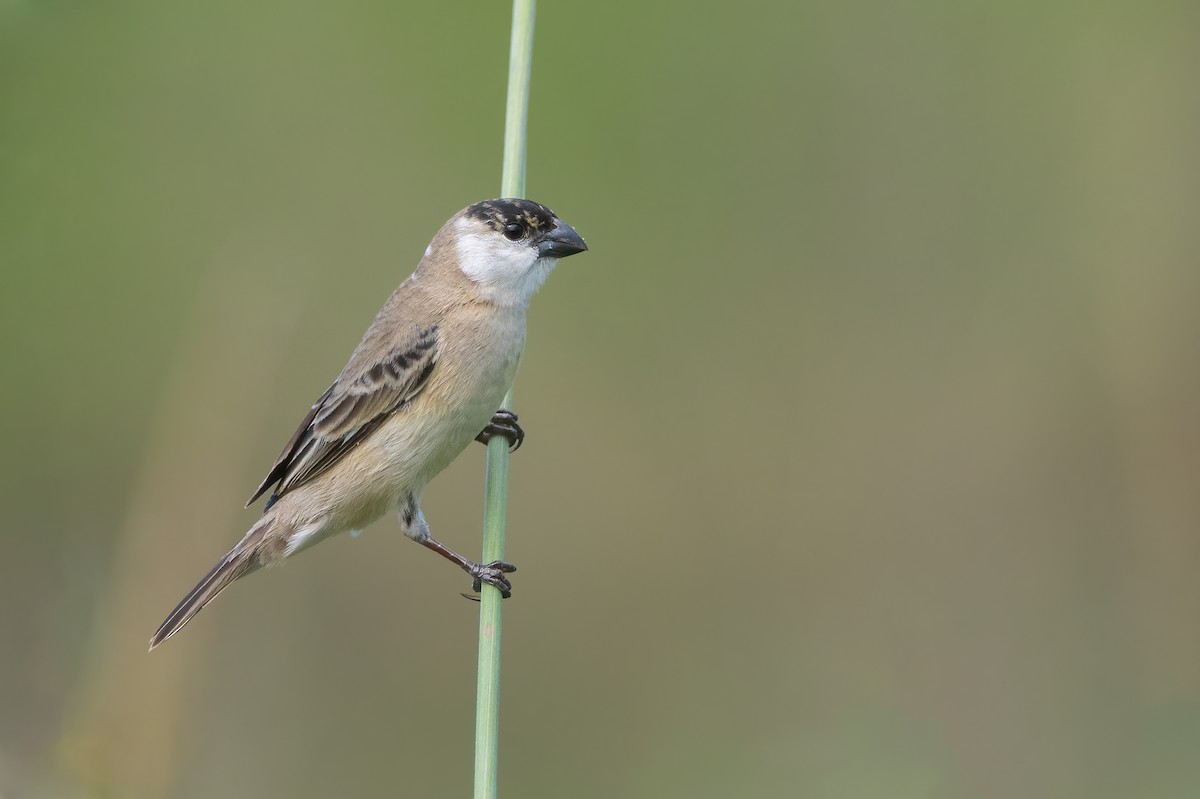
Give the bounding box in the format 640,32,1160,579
465,199,557,234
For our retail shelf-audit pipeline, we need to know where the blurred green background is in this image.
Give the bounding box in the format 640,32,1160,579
3,0,1199,796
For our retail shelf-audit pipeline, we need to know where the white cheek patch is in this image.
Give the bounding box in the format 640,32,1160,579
453,219,543,307
455,231,534,282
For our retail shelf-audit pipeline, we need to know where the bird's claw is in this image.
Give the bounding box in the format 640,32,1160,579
466,560,517,598
475,410,524,452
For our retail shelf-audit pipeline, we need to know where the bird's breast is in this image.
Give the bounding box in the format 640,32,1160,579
378,309,525,487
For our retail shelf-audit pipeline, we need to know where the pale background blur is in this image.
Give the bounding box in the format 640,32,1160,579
3,1,1199,797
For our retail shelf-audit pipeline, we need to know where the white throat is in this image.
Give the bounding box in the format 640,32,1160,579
453,219,557,307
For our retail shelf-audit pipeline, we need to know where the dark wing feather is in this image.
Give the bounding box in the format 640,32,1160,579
247,325,439,508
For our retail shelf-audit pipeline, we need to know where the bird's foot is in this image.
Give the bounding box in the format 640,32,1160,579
464,560,517,598
475,409,524,452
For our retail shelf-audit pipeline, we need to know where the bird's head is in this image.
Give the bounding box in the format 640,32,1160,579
441,198,587,307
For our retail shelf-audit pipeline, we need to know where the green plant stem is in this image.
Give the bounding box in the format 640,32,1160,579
500,0,535,200
474,2,535,799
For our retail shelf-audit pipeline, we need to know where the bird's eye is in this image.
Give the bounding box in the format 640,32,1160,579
502,223,524,241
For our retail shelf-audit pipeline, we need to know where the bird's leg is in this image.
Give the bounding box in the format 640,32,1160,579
475,409,524,452
419,536,516,598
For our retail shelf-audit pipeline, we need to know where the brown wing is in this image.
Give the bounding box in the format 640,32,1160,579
247,325,439,508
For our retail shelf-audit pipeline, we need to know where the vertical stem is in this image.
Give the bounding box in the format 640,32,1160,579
501,0,535,200
474,3,535,799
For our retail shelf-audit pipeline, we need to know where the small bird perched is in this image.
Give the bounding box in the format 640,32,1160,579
149,198,587,650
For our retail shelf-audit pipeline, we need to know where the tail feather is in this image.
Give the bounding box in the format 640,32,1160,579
149,550,256,650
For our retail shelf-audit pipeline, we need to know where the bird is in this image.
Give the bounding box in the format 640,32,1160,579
149,198,587,650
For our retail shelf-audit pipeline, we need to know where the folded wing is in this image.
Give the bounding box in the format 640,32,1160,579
247,325,439,508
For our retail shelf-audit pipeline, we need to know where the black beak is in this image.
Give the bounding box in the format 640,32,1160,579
537,220,588,259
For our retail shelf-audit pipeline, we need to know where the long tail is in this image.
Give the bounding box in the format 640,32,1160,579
149,518,273,650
